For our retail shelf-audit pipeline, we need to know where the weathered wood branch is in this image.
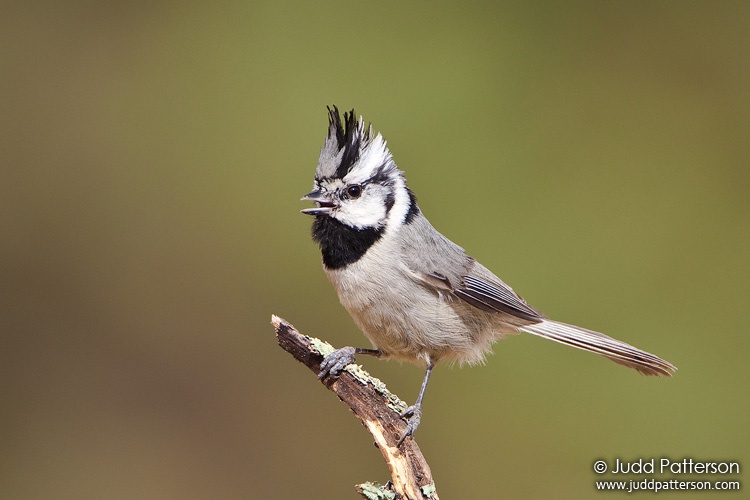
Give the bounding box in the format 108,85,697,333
272,315,439,500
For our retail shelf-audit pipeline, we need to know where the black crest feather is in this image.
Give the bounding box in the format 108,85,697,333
326,105,371,179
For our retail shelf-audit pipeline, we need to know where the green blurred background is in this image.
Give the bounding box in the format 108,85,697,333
2,1,748,498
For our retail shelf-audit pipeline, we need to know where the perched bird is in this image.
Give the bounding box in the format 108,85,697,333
301,106,675,446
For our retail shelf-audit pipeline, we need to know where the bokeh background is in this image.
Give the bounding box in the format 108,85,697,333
2,1,748,498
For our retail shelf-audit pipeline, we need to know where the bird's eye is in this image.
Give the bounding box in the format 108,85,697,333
346,184,362,199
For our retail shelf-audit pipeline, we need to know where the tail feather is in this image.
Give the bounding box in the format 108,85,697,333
520,320,676,376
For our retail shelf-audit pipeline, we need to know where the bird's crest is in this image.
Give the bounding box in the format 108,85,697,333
316,106,392,183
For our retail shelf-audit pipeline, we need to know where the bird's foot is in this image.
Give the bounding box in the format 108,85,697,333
396,404,422,446
318,346,357,379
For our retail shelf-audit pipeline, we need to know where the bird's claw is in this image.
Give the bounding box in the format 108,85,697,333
318,346,357,379
396,405,422,446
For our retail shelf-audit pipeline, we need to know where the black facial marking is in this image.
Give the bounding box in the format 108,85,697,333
369,162,394,185
312,216,383,269
384,191,395,214
404,188,420,224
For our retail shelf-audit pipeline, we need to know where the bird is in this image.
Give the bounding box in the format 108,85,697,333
301,106,676,446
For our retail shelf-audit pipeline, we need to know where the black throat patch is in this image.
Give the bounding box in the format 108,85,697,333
311,215,383,269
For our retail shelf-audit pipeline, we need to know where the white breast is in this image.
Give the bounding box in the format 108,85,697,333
324,235,500,366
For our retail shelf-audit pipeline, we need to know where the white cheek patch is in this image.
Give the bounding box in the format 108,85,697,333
335,191,388,229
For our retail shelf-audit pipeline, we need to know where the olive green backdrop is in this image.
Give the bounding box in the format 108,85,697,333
2,1,748,498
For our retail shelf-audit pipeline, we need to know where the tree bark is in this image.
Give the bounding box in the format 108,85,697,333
272,315,439,500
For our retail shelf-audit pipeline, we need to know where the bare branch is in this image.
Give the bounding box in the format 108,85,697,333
272,315,439,500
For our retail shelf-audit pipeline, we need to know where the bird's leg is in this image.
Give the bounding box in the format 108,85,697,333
397,358,435,446
318,347,381,379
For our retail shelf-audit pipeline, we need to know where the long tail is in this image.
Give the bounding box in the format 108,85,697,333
520,320,676,376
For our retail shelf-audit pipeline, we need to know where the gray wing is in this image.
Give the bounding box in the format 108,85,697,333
452,271,544,322
421,266,544,323
399,216,543,323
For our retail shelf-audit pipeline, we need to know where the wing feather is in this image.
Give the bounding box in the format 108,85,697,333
453,274,543,322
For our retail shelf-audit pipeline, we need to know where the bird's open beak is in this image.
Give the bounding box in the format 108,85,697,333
300,189,337,215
